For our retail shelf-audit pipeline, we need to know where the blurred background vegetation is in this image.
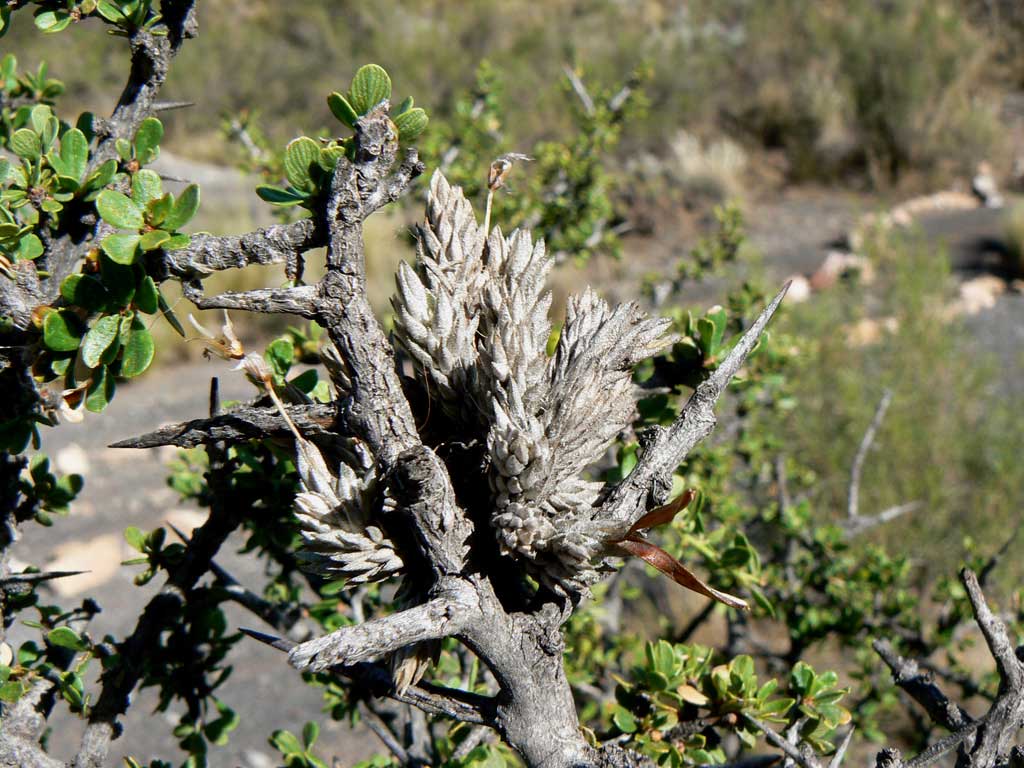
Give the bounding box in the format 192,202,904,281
9,0,1022,185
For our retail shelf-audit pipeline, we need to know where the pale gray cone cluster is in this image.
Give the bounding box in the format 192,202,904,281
291,425,405,585
392,171,675,592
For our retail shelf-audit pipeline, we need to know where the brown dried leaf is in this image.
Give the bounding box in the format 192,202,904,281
623,488,697,538
616,537,748,610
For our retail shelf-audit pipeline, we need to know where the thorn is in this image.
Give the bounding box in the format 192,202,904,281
0,570,87,585
240,627,296,652
707,281,790,392
152,100,195,113
166,522,191,543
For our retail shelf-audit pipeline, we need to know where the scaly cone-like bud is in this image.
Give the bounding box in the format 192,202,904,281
390,171,678,594
391,171,486,424
267,390,404,586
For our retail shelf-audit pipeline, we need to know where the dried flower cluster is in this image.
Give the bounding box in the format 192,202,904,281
390,171,675,592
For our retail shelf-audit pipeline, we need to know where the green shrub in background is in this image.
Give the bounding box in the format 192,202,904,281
0,1,1009,192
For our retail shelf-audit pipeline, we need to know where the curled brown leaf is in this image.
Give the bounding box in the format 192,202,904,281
615,536,748,611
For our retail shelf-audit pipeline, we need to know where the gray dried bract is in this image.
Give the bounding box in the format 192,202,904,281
390,171,676,593
290,428,403,585
392,171,486,423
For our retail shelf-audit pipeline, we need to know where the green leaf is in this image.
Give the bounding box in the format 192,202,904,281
48,362,70,387
60,671,84,707
61,273,109,311
43,310,83,352
271,729,303,756
749,586,775,618
790,662,815,693
82,159,117,194
101,232,141,265
0,158,9,182
147,193,172,225
47,626,85,650
131,169,162,205
319,144,346,169
348,64,391,114
395,96,414,115
283,138,321,193
96,0,127,23
53,127,88,182
318,579,347,596
759,696,795,716
99,253,136,307
135,275,159,314
85,364,115,412
302,721,319,749
264,337,294,379
10,129,41,161
96,190,144,230
162,184,199,231
124,526,146,551
256,185,306,206
0,681,23,702
157,290,185,337
289,369,319,394
204,705,240,746
114,137,132,162
394,107,428,142
697,316,718,358
75,111,96,142
612,706,637,734
120,317,154,378
706,305,727,351
81,314,121,368
17,642,40,665
133,117,163,165
29,105,53,135
16,234,43,261
327,91,359,128
139,229,170,251
162,233,190,250
720,546,751,568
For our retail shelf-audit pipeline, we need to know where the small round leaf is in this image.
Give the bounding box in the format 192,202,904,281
131,169,162,206
101,232,141,265
46,627,84,650
10,129,41,161
283,138,321,193
135,275,159,314
96,190,144,230
327,91,358,128
394,108,428,142
161,184,199,232
43,310,83,352
85,364,115,413
139,229,171,251
81,314,121,368
133,117,163,165
120,317,154,378
256,185,305,206
348,64,391,114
